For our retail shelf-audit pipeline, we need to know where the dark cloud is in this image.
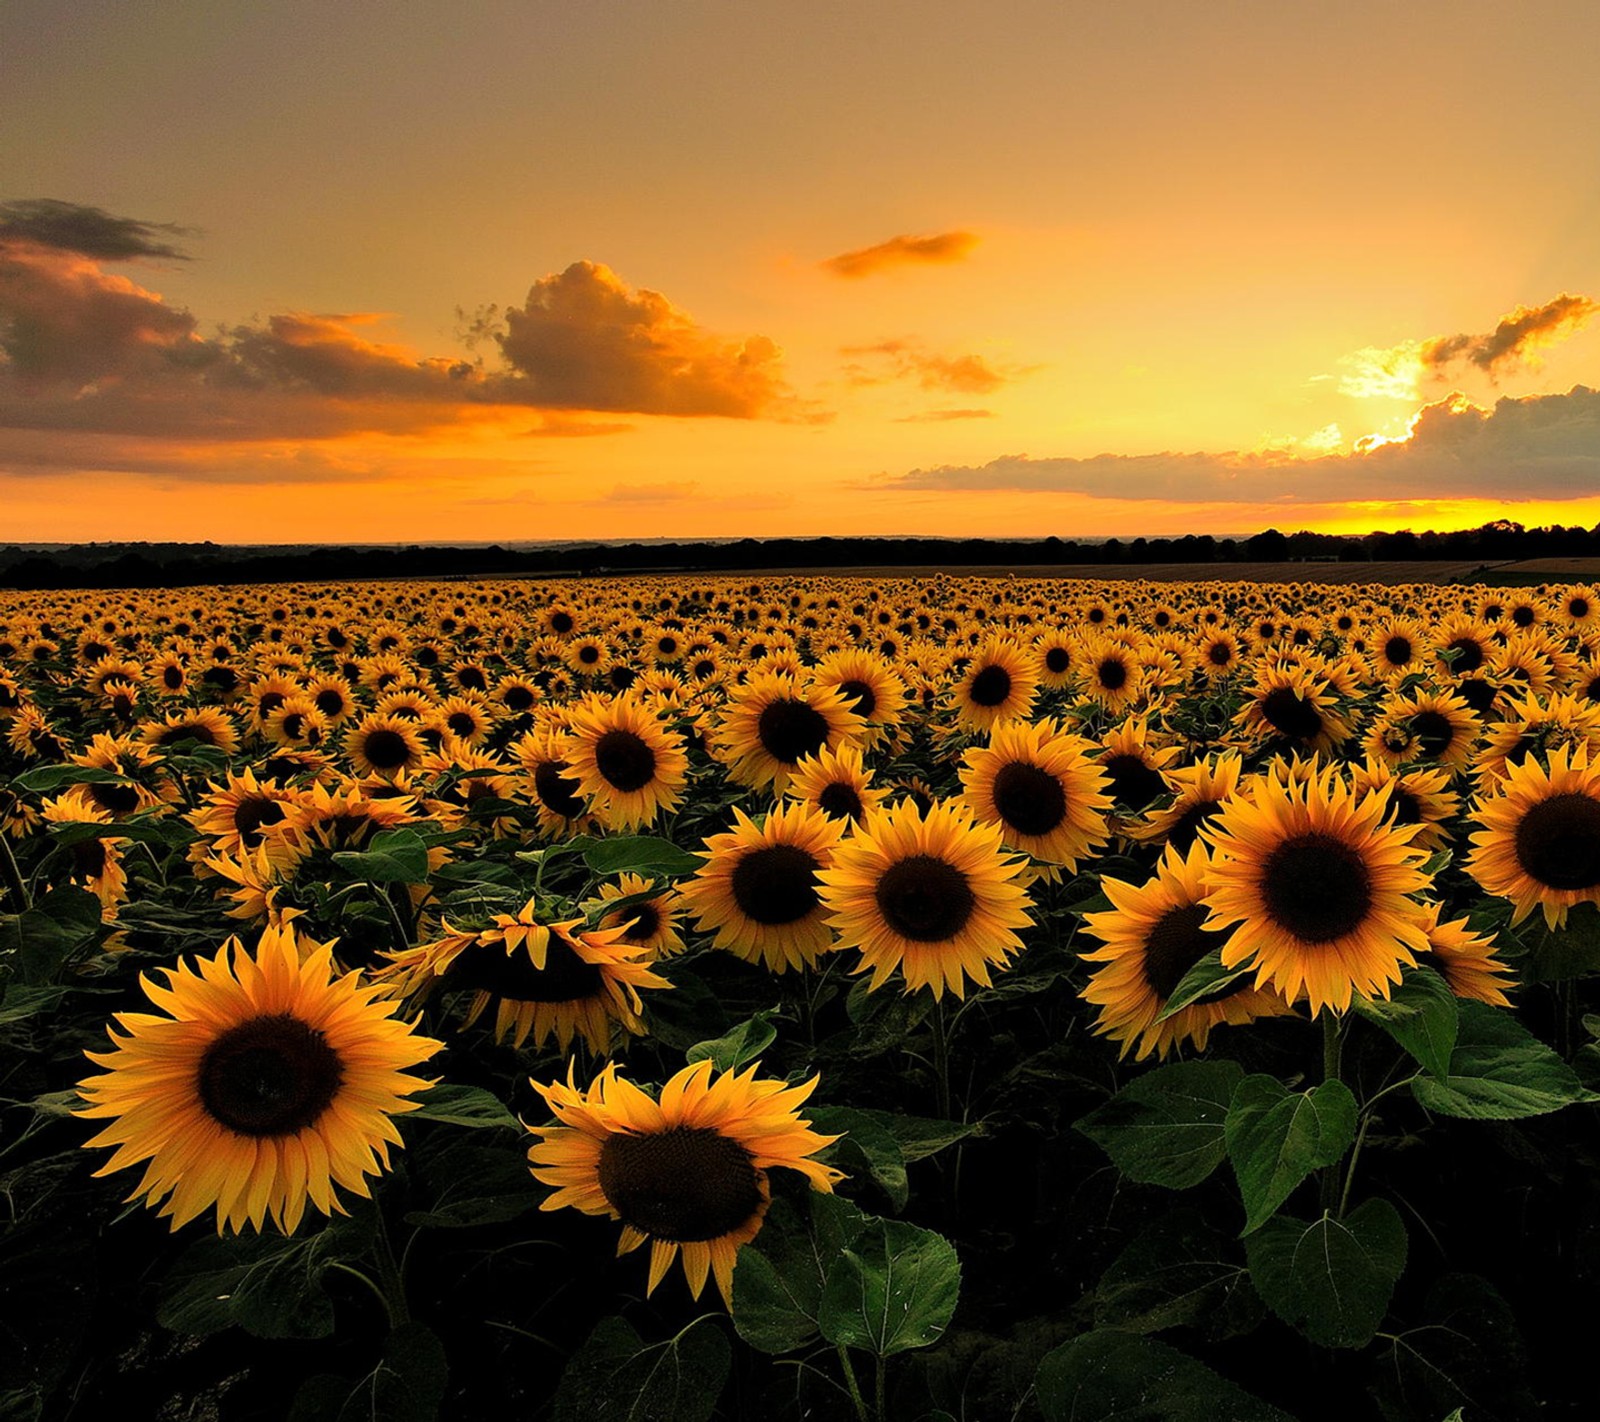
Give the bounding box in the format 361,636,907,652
888,386,1600,504
1420,293,1598,375
495,261,794,417
842,338,1019,394
0,198,193,262
821,231,978,279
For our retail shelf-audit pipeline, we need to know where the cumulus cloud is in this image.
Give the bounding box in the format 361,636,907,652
495,261,793,417
888,386,1600,505
0,205,801,452
1338,293,1599,400
820,231,978,279
842,338,1021,395
0,198,194,262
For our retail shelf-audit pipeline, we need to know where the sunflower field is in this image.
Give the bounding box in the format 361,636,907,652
4,573,1600,1422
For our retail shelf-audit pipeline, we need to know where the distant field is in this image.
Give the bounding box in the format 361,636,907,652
741,559,1508,585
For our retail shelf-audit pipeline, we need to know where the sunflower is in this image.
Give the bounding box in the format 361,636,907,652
262,696,330,751
1096,717,1181,815
1125,751,1245,853
595,873,687,959
1347,758,1460,853
186,769,301,860
1473,691,1600,793
818,799,1033,1000
1414,903,1513,1007
1080,841,1291,1060
782,740,886,827
75,920,442,1234
1466,743,1600,929
382,902,668,1052
527,1058,843,1307
949,636,1039,732
512,726,599,838
561,694,689,831
343,712,427,780
958,718,1112,869
1033,628,1079,690
139,707,241,757
431,694,494,749
713,673,866,796
1077,634,1145,713
1232,662,1351,759
679,803,845,973
1194,628,1243,681
42,798,129,918
809,649,908,752
1368,615,1431,682
1363,688,1480,774
1202,765,1431,1015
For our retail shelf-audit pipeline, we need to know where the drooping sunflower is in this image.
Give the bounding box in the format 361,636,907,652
1232,662,1351,759
1347,758,1461,852
75,920,442,1234
1414,903,1514,1007
1096,717,1181,814
561,694,689,831
526,1058,843,1307
958,718,1112,869
1202,765,1432,1015
679,803,846,974
1472,691,1600,793
512,725,599,838
381,902,668,1051
139,707,240,757
782,740,886,827
1125,751,1245,853
949,636,1039,732
1467,743,1600,929
42,797,130,918
712,673,866,796
818,799,1033,1000
1079,841,1292,1060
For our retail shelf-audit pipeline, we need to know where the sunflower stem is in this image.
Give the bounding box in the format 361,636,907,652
1319,1010,1346,1215
1337,1109,1374,1219
371,1211,412,1328
836,1345,872,1422
929,995,952,1124
874,1352,887,1422
374,882,412,954
0,827,31,911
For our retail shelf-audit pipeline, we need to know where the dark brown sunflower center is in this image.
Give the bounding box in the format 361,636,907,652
837,679,876,718
597,1126,762,1243
88,781,141,815
234,796,287,843
1167,800,1224,853
1387,787,1422,826
1103,754,1166,812
447,711,478,738
1447,637,1484,673
281,712,308,740
1572,598,1591,618
1260,687,1323,741
969,664,1013,707
197,1013,344,1137
1045,646,1071,674
730,843,821,924
550,611,575,634
875,854,976,942
448,935,604,1002
1208,642,1234,667
314,687,347,716
503,685,537,712
1260,833,1373,943
71,839,108,878
817,782,865,822
1511,606,1536,627
991,760,1067,837
1097,658,1128,690
594,729,657,792
1457,679,1498,713
1513,792,1600,890
578,644,601,664
757,698,829,764
1410,710,1456,758
362,729,411,770
162,721,216,747
1384,636,1413,665
1141,902,1239,1001
620,903,660,942
533,760,588,818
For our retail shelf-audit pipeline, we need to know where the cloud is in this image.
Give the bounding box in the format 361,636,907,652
842,338,1021,395
893,408,996,422
820,231,978,279
495,261,794,417
0,198,194,262
1338,293,1598,400
0,209,802,452
886,386,1600,505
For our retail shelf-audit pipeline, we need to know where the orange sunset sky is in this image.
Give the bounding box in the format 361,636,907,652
4,0,1600,544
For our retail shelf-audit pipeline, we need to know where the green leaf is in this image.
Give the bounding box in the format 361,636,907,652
47,817,184,847
289,1321,449,1422
406,1082,520,1130
552,1315,731,1422
9,764,127,794
156,1209,376,1339
870,1110,981,1163
685,1009,779,1072
1154,947,1253,1022
404,1135,541,1230
817,1215,961,1357
0,887,102,985
809,1106,908,1211
0,983,70,1026
1035,1330,1295,1422
1411,999,1588,1119
1093,1207,1263,1341
331,828,431,883
1354,967,1459,1079
731,1196,826,1355
1226,1075,1358,1235
1076,1059,1245,1189
582,835,704,878
1245,1198,1407,1348
1524,900,1600,981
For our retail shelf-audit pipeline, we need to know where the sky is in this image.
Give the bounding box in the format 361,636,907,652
4,0,1600,544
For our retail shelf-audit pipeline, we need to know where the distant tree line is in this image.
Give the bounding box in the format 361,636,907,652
0,519,1592,589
